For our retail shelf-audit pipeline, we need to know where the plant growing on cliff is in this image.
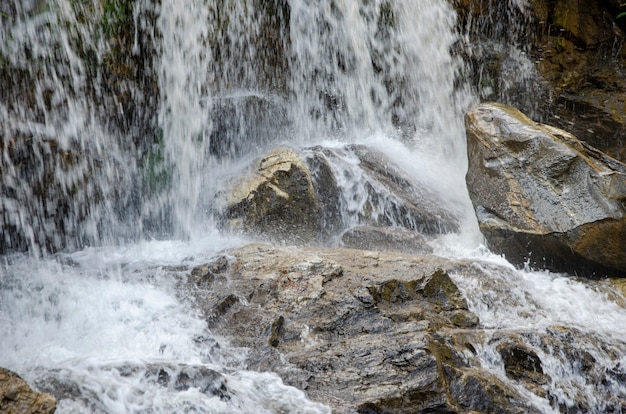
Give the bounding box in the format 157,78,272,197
618,3,626,19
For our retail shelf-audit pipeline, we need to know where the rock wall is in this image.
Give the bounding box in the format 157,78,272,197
454,0,626,162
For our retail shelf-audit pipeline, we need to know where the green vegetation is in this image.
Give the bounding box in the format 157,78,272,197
618,3,626,19
102,0,135,38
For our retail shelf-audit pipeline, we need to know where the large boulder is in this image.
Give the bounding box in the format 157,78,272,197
0,367,56,414
189,244,541,413
186,243,626,413
218,145,460,244
465,102,626,277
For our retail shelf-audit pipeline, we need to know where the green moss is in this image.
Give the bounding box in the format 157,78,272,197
269,315,285,347
423,269,468,311
102,0,135,38
142,130,173,196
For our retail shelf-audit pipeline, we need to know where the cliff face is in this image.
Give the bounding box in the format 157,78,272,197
454,0,626,161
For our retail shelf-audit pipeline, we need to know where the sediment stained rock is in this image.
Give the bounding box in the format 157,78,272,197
465,102,626,277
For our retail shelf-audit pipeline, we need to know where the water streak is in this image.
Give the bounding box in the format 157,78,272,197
2,0,624,412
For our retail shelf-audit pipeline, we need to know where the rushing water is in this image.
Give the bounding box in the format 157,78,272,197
1,0,625,412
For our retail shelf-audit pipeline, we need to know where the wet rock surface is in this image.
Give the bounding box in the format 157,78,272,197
8,243,624,412
0,367,56,414
188,243,545,413
341,226,434,254
29,362,231,413
465,102,626,277
218,145,460,244
454,0,626,162
218,147,323,244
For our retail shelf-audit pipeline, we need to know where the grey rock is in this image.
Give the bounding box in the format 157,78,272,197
465,102,626,277
218,145,460,245
187,244,541,414
341,226,434,254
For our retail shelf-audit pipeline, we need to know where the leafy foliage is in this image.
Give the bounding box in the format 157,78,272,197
618,2,626,19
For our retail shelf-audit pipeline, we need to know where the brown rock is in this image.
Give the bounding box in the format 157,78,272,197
465,102,626,277
187,243,542,413
0,368,56,414
219,147,323,244
454,0,626,162
496,341,548,386
348,145,460,234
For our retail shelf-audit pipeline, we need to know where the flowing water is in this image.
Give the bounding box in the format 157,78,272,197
0,0,625,412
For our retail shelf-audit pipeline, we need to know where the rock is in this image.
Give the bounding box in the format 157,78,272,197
184,243,626,412
530,0,626,162
219,147,323,244
465,102,626,277
341,226,434,254
496,340,549,387
35,362,230,410
303,145,460,235
606,278,626,302
454,0,626,162
144,364,229,399
341,145,460,234
302,146,344,235
423,269,469,311
188,255,231,286
488,326,626,413
0,367,56,414
219,145,460,244
447,310,479,328
187,244,545,413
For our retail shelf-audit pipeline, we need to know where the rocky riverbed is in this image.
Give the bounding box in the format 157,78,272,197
179,241,626,413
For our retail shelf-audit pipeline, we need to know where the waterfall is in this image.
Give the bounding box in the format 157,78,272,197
0,0,132,255
155,0,212,238
0,0,475,250
288,0,470,156
458,0,548,117
1,0,625,412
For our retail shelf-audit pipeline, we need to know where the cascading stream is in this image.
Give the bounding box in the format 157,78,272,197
155,0,212,238
1,0,625,412
0,0,132,255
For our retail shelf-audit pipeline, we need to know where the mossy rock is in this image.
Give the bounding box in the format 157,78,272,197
423,269,469,311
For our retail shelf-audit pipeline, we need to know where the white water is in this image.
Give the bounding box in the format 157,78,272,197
155,0,212,238
1,0,625,413
458,0,547,117
433,241,626,413
0,235,329,413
